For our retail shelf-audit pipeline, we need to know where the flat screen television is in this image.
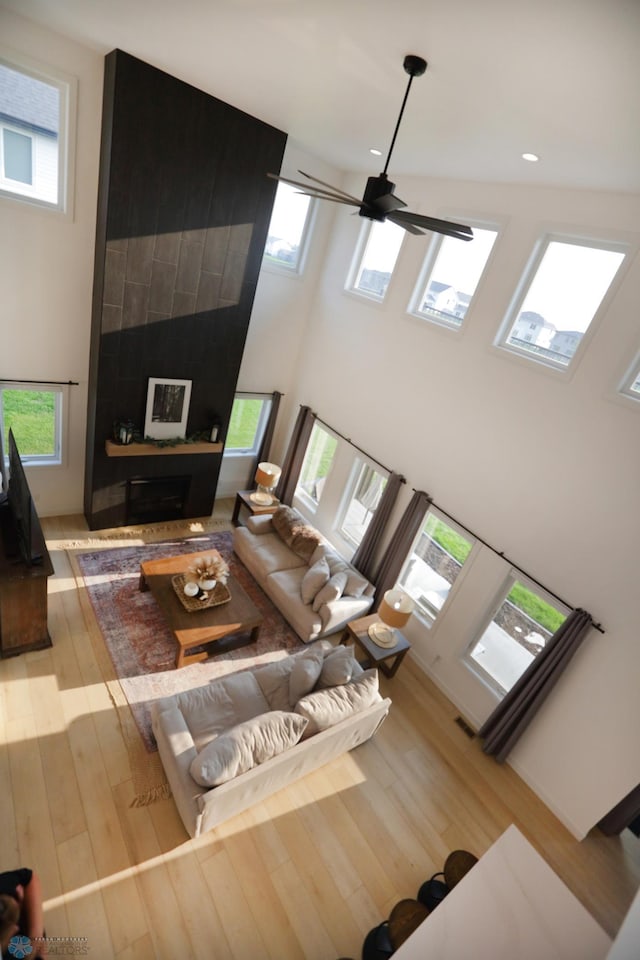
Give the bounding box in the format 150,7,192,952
2,429,42,565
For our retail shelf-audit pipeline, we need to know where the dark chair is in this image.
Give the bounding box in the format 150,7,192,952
417,849,478,911
361,921,394,959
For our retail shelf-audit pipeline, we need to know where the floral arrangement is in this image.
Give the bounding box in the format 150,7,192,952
186,554,229,585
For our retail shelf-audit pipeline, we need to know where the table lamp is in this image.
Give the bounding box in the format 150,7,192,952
370,589,415,647
251,461,281,505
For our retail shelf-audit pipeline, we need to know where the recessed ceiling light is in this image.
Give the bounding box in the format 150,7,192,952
522,152,539,162
369,148,382,156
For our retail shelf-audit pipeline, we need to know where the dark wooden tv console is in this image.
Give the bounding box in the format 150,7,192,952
0,502,53,657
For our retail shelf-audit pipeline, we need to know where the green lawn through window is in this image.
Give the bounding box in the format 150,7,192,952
2,389,55,456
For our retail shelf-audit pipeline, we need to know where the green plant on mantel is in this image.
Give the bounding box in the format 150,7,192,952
140,430,213,448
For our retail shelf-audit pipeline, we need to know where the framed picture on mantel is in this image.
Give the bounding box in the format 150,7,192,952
144,377,192,440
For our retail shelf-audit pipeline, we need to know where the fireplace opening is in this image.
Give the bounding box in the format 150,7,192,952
126,475,191,525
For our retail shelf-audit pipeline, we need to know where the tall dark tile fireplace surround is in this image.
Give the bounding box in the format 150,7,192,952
84,50,287,530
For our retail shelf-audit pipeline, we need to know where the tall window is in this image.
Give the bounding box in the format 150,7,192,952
398,509,475,625
339,461,388,548
619,355,640,403
263,181,314,272
496,237,626,371
225,394,273,455
410,225,498,328
349,219,404,301
0,385,62,464
0,57,74,213
295,423,338,508
466,575,568,695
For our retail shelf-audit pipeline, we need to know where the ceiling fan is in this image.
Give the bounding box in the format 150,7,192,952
268,54,473,242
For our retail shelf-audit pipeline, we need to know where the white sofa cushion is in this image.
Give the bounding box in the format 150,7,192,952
301,556,331,604
288,646,325,705
312,570,348,612
170,671,270,751
316,643,358,689
189,711,309,786
295,669,379,737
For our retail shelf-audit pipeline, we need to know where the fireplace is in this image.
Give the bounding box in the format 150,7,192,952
126,475,191,525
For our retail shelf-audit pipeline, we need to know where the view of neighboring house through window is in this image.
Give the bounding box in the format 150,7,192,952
466,575,568,695
496,237,626,371
263,181,314,271
410,225,498,328
225,394,273,454
349,218,404,301
295,422,338,508
0,58,70,211
339,461,388,548
398,509,475,625
0,385,62,464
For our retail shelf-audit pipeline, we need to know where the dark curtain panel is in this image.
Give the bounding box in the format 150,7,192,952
373,489,433,602
276,405,315,505
597,783,640,836
351,471,404,581
248,390,282,487
479,608,594,763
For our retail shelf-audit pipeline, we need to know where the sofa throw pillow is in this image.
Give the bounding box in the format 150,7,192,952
189,711,309,787
288,647,325,706
295,669,379,737
272,506,301,547
176,670,269,751
344,568,370,598
300,556,330,605
315,643,357,688
290,524,324,562
254,658,297,712
312,571,348,612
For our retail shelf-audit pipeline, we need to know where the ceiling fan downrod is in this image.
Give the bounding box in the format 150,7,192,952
381,54,427,177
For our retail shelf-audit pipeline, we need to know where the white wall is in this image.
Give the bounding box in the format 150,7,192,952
253,171,640,838
0,9,103,515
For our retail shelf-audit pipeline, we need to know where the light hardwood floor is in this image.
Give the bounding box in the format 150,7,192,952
1,506,639,959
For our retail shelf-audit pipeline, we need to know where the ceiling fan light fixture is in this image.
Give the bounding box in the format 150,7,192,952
522,152,540,162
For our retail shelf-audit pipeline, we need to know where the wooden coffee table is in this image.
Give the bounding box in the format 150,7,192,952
138,549,262,668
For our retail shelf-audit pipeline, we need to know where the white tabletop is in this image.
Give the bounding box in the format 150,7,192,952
393,825,611,960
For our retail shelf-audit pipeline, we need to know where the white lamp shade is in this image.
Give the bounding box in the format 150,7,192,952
378,589,415,629
254,461,281,489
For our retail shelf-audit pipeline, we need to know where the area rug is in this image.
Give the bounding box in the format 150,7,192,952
70,529,305,804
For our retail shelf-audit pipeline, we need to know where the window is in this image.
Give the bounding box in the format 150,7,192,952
398,509,474,624
0,385,62,464
349,219,404,301
225,394,273,455
339,461,388,548
619,354,640,403
466,575,568,695
496,237,626,371
295,423,338,508
263,181,314,272
0,56,74,212
410,225,498,328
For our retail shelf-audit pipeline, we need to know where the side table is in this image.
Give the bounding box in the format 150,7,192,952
342,613,411,678
231,489,280,527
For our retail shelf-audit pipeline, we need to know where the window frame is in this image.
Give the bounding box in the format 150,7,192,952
408,218,500,331
224,393,273,457
262,180,316,275
336,457,389,552
292,421,339,517
494,232,627,376
346,217,405,303
463,570,570,697
397,506,477,629
0,50,77,216
0,382,64,466
618,351,640,405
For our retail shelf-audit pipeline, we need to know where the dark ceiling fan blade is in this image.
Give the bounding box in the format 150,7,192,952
390,210,474,241
297,170,362,203
292,190,362,208
386,213,426,236
267,173,361,206
372,192,407,214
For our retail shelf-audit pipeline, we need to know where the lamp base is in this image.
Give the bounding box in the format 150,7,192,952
250,491,274,505
368,622,398,648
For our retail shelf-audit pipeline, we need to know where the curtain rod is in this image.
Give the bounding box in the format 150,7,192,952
314,414,404,481
236,390,284,397
1,378,79,387
414,490,605,634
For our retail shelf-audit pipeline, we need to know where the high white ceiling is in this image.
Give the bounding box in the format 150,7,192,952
3,0,640,193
